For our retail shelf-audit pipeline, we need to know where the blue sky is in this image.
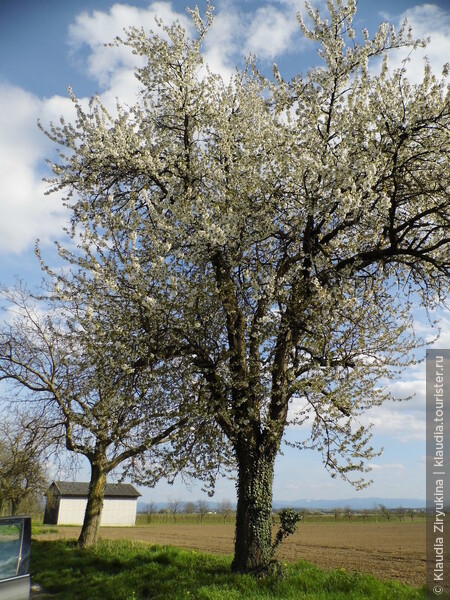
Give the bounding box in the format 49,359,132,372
1,0,449,505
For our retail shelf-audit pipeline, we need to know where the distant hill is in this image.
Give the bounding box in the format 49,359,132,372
138,497,425,513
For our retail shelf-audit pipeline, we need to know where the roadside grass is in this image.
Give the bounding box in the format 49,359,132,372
30,539,426,600
31,523,59,536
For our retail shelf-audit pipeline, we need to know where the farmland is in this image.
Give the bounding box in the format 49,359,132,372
34,520,425,587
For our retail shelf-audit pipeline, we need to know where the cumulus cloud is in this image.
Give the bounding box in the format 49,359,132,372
0,85,69,255
0,2,194,258
367,462,405,471
66,1,200,105
381,3,450,83
202,9,245,82
386,378,425,407
285,368,427,443
245,5,299,60
68,2,193,88
362,403,425,442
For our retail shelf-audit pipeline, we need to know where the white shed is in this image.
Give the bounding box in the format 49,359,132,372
43,481,141,527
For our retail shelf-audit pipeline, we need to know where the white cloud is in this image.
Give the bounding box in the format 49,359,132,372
363,404,425,442
386,378,425,407
68,2,193,88
202,10,245,82
245,6,299,60
0,4,198,259
383,4,450,83
99,67,143,110
367,462,405,471
0,85,68,255
67,2,243,96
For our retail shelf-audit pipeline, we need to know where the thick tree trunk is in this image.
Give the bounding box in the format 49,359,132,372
232,445,275,573
78,461,107,548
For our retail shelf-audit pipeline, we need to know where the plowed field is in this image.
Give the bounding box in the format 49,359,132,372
36,521,426,587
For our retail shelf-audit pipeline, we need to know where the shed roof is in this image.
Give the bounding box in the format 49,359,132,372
47,481,141,498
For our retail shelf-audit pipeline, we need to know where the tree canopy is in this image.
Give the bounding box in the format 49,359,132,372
29,0,450,572
0,409,50,516
0,283,227,546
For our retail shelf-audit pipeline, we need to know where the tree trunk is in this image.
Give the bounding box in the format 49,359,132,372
11,499,19,516
232,445,275,573
78,461,107,548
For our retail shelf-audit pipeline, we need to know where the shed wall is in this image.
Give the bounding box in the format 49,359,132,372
55,497,137,526
57,498,87,525
101,498,137,526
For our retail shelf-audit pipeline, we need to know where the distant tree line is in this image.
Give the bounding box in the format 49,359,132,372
140,499,235,524
137,501,425,527
271,505,425,523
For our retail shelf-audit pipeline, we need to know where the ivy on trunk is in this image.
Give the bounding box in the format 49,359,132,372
232,443,276,573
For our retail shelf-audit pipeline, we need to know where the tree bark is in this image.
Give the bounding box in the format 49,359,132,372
78,461,107,548
232,443,275,573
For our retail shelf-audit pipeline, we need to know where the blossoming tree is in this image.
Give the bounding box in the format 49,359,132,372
0,284,225,547
39,0,449,572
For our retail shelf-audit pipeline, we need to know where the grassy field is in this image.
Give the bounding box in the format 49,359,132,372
30,538,427,600
134,512,425,527
34,520,425,587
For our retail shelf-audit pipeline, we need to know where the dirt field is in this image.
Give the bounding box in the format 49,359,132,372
36,521,426,587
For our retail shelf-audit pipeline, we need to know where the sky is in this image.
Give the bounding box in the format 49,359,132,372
0,0,450,506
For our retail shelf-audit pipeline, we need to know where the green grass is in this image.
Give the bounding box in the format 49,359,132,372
29,511,425,528
31,523,59,535
134,512,426,526
30,538,426,600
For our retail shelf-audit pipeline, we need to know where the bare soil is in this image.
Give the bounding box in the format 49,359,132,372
35,521,426,587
